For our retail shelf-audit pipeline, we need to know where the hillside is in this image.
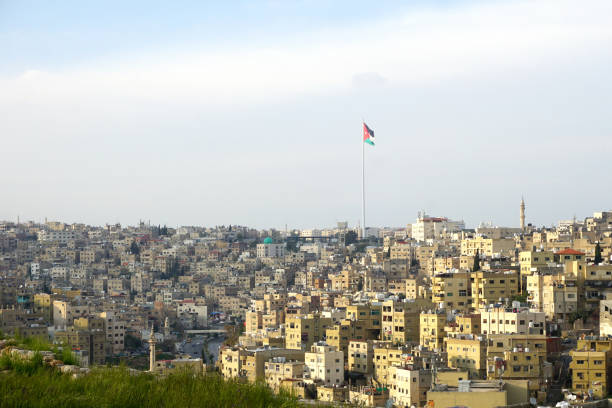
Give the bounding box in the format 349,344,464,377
0,365,303,408
0,341,302,408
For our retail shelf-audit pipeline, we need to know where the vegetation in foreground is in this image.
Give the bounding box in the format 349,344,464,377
0,351,301,408
0,332,79,366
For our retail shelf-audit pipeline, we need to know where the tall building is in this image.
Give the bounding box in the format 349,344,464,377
149,326,156,372
412,212,465,242
520,197,526,231
304,342,344,386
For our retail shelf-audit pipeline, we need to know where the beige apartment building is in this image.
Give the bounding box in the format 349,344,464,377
264,357,304,391
285,314,332,351
570,339,612,399
348,340,374,374
471,270,519,309
519,250,554,279
381,299,432,345
461,237,516,257
434,256,461,274
325,318,376,363
373,344,409,385
97,311,125,355
432,271,471,311
419,311,446,351
445,314,481,336
219,346,304,383
389,243,412,261
445,333,487,379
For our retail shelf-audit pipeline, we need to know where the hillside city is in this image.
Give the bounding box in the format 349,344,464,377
2,202,612,407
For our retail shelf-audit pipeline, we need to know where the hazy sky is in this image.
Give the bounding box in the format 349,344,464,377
1,0,611,230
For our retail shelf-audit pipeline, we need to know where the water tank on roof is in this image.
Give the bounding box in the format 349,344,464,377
458,380,471,392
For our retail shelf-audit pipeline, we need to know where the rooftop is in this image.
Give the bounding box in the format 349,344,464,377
555,248,585,256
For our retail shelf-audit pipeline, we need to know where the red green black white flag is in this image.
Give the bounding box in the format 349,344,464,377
363,122,375,146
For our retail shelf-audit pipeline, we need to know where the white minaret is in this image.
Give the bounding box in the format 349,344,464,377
148,325,156,372
164,317,170,338
520,197,526,231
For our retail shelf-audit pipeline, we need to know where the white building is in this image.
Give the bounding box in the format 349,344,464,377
30,262,40,279
600,299,612,337
177,301,208,328
256,238,285,258
50,265,70,281
304,342,344,386
479,305,546,335
389,366,432,408
411,212,464,242
38,229,76,244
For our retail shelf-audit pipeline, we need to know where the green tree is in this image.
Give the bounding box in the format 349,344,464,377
345,231,358,246
130,241,140,255
594,242,603,265
472,249,481,272
124,334,143,351
285,238,297,252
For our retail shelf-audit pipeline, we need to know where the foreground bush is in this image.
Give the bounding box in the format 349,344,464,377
0,366,302,408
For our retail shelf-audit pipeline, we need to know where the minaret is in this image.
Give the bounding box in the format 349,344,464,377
164,317,170,338
148,325,156,372
520,197,526,231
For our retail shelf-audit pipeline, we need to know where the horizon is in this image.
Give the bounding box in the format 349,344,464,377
1,204,604,231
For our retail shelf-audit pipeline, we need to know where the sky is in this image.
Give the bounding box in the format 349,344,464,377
1,0,612,230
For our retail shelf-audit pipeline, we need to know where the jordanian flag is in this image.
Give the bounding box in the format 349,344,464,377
363,122,375,146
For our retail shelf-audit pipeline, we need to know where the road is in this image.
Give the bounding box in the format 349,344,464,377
176,328,225,364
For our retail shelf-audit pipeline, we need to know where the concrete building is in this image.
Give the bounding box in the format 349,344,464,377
470,270,520,310
264,357,305,391
412,213,464,242
381,298,432,345
388,366,432,407
569,338,612,399
304,342,344,386
600,299,612,337
461,237,516,257
432,271,471,312
419,310,446,351
445,333,487,379
285,314,332,351
348,340,374,375
256,237,285,258
480,306,545,335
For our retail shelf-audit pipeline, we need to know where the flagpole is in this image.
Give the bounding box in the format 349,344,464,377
362,124,366,240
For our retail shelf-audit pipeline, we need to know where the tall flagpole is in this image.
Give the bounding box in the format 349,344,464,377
362,123,366,240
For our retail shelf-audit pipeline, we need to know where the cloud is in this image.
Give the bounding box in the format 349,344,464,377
1,0,612,228
1,0,611,110
352,72,387,89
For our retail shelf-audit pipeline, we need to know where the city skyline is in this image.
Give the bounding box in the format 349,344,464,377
2,0,612,229
0,200,599,232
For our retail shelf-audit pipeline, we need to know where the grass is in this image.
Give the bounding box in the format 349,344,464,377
11,334,79,366
0,351,45,376
0,365,304,408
